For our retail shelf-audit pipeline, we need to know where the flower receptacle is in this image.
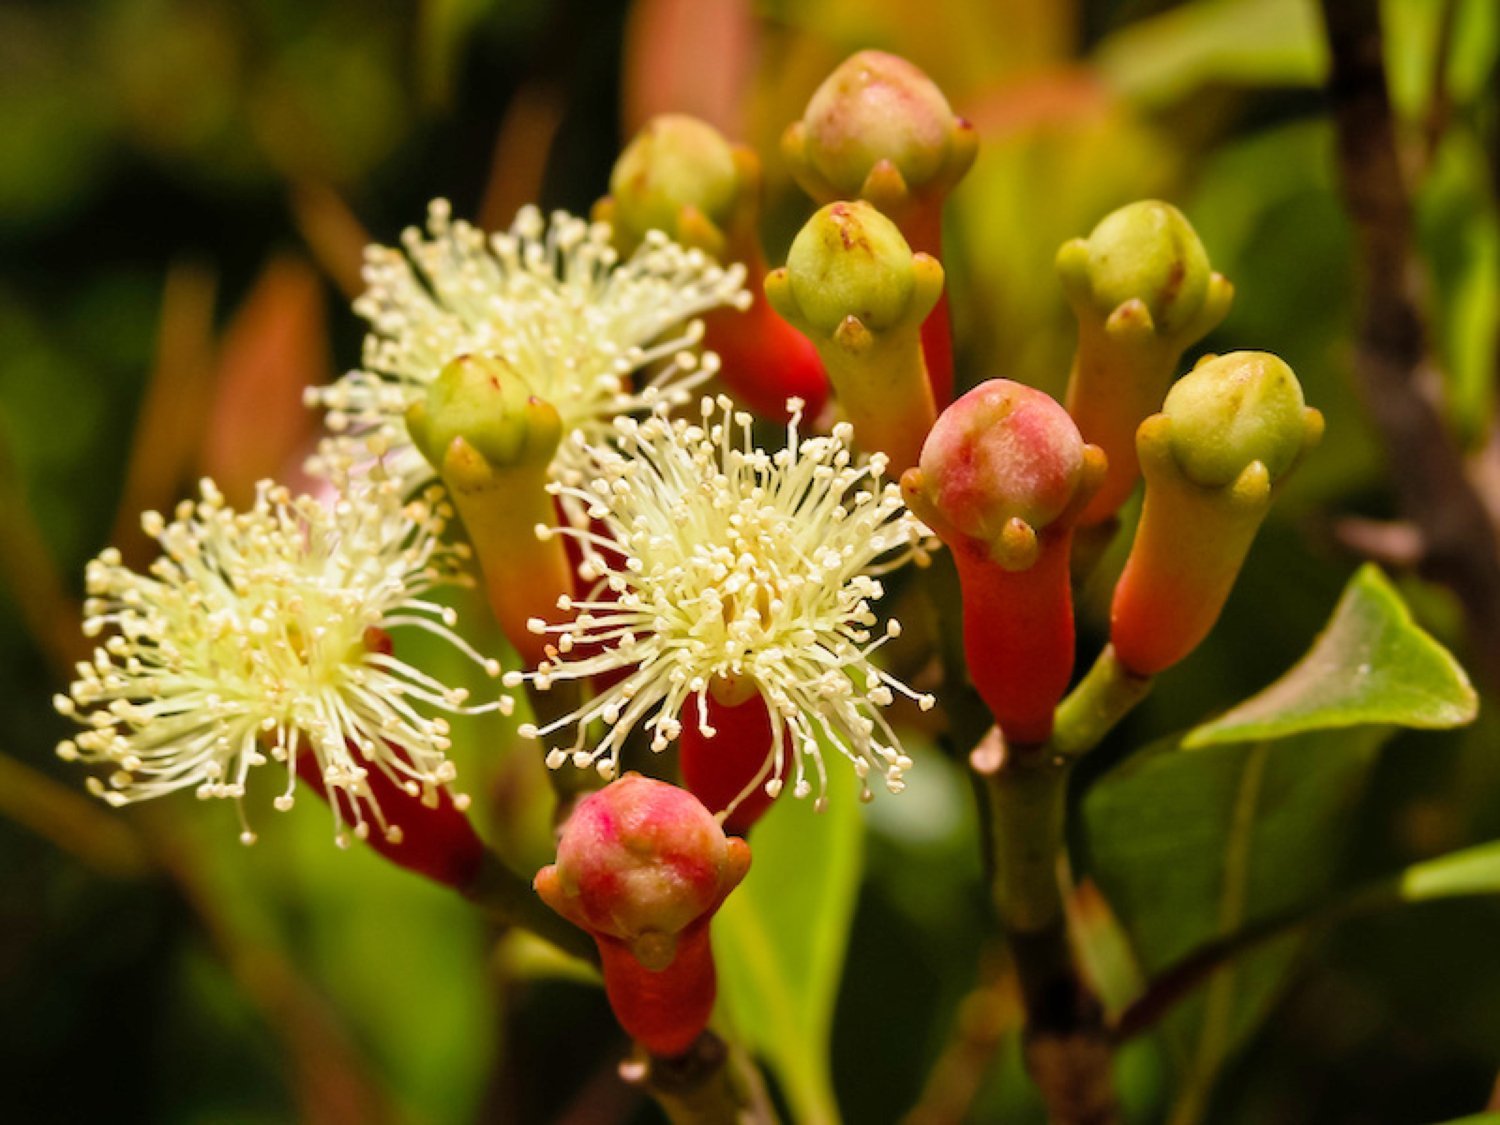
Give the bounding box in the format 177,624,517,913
678,686,788,836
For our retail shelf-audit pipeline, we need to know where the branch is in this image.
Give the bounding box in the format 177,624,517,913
619,1031,779,1125
973,736,1122,1125
1319,0,1500,690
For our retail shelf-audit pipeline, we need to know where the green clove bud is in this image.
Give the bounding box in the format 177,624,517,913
1057,201,1234,526
1111,351,1323,676
406,354,572,667
766,201,942,472
598,114,744,258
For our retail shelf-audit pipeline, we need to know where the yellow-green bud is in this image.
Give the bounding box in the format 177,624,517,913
1058,201,1215,338
406,354,561,475
1162,352,1315,488
780,201,921,335
606,115,742,252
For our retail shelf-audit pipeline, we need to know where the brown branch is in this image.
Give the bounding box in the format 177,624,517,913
1319,0,1500,690
619,1031,779,1125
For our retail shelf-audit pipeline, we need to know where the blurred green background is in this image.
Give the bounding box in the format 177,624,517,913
2,0,1498,1122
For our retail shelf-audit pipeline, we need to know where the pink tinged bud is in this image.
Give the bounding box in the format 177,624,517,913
903,380,1105,743
785,51,976,216
535,775,751,1057
678,686,787,836
783,51,977,407
1111,352,1323,676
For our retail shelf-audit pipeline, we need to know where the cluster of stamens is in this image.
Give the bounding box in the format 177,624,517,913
53,471,507,846
507,395,935,808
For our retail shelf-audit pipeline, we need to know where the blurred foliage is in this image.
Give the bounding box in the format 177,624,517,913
2,0,1500,1123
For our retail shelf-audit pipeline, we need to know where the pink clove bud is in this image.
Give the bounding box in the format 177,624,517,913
535,774,751,1057
903,380,1105,744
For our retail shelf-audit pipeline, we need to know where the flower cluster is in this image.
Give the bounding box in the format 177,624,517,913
54,471,505,846
308,200,750,503
510,395,935,810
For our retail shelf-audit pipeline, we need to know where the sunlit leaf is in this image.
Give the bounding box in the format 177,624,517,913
1396,839,1500,902
1185,565,1478,748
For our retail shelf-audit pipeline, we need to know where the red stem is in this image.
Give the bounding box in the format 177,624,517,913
294,748,485,890
707,247,829,421
678,691,785,835
595,921,718,1059
952,534,1076,745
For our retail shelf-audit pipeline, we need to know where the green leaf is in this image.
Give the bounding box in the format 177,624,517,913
714,767,864,1125
1094,0,1326,109
1425,1116,1500,1125
1185,565,1477,748
1082,726,1388,1120
1397,839,1500,902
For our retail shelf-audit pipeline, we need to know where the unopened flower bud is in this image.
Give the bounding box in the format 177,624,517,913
407,353,562,472
783,50,976,406
1111,352,1323,676
597,116,829,421
602,114,741,257
1057,201,1234,525
536,774,751,1057
1160,352,1310,488
767,201,942,472
407,354,573,667
904,381,1105,744
784,50,975,222
782,200,922,334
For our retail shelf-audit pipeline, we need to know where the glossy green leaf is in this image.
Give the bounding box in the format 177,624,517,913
1185,565,1477,748
715,767,864,1125
1425,1116,1500,1125
1082,726,1388,1120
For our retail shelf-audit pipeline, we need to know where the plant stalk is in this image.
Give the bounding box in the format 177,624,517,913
622,1030,780,1125
1051,645,1154,759
978,742,1120,1125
